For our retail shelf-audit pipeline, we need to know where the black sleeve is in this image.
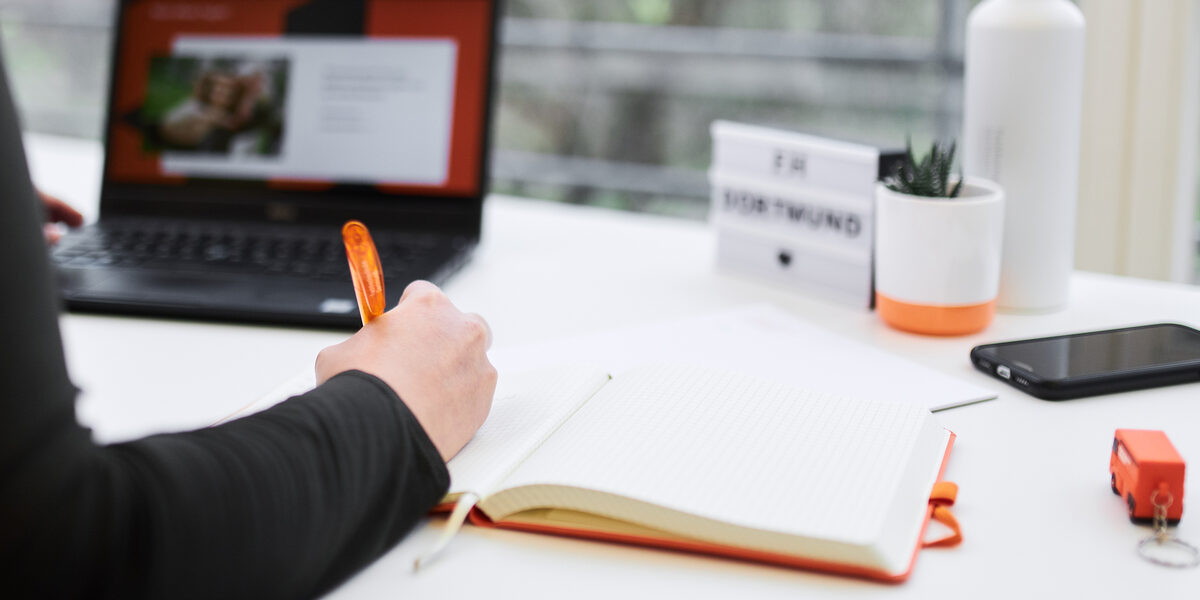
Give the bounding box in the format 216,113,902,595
0,49,449,599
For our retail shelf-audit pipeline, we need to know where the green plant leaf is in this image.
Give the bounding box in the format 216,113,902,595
949,169,963,198
935,143,951,196
883,136,961,198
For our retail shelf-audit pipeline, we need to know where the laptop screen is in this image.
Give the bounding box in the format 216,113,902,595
104,0,493,200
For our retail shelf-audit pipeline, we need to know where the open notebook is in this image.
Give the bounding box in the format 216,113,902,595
425,364,957,581
246,363,957,579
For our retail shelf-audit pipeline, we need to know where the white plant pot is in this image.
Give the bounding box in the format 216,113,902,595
875,177,1005,335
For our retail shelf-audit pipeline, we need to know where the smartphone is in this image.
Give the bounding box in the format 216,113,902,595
970,323,1200,400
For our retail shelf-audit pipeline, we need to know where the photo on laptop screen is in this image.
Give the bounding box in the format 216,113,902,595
106,0,490,197
143,54,289,157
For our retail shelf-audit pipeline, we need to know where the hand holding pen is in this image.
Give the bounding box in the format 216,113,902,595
315,220,496,460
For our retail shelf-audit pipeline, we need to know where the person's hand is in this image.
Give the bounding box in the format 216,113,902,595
315,281,496,461
40,190,83,244
234,73,265,122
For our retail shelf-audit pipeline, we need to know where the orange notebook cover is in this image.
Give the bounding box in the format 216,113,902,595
460,435,959,583
424,365,962,582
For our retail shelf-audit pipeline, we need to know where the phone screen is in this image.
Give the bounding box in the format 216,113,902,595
975,324,1200,380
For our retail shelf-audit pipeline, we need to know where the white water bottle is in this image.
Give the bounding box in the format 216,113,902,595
962,0,1085,311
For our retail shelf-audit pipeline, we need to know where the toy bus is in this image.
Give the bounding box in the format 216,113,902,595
1110,429,1185,524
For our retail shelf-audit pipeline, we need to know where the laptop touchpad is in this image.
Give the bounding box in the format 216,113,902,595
90,270,260,304
85,269,345,313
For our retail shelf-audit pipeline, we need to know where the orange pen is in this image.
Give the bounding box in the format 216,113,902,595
342,220,386,325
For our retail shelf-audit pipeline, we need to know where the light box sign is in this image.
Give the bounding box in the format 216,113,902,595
709,121,902,309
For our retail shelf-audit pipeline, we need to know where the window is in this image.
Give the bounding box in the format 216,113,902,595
496,0,968,218
0,0,113,137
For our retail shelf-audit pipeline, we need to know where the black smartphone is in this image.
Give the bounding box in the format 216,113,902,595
970,323,1200,400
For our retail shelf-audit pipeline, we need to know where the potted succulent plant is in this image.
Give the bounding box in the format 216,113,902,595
875,140,1005,336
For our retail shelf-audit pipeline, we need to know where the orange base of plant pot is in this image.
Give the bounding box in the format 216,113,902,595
876,293,996,336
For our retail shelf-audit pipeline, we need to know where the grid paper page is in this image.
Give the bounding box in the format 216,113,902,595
489,304,994,412
496,365,940,545
446,366,611,496
211,369,317,425
220,365,610,498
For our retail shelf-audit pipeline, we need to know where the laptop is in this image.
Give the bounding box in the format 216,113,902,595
52,0,499,328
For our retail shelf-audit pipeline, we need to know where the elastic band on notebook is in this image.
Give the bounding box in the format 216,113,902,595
923,482,962,548
413,492,480,571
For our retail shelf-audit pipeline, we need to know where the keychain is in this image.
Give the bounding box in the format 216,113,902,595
1136,489,1200,568
1110,429,1199,568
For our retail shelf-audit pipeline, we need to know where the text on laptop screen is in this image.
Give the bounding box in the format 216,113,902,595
106,0,491,197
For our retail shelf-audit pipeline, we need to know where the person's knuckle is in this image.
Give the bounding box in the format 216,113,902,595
415,287,446,308
463,318,487,345
405,279,444,302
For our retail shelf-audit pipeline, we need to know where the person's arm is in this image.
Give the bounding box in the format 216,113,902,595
159,100,222,147
0,49,494,597
3,279,493,599
4,370,451,599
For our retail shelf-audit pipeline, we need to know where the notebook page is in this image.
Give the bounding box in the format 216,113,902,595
210,369,317,426
494,365,945,548
445,366,611,497
489,304,995,412
215,364,610,498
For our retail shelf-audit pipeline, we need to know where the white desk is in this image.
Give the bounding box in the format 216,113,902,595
26,133,1200,598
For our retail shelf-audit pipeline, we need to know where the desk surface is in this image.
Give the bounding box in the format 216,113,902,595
26,133,1200,598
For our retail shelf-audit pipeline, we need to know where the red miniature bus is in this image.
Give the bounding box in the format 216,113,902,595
1110,429,1185,524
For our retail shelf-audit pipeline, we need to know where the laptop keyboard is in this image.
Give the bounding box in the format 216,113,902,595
51,220,465,283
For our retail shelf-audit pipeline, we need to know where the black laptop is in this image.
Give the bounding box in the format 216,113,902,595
52,0,498,328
